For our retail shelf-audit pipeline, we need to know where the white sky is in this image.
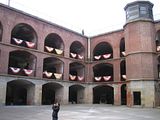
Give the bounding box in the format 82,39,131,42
0,0,160,36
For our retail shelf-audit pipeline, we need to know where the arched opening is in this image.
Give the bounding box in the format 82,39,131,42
120,60,126,81
70,41,85,60
0,22,3,41
43,57,64,80
157,56,160,78
93,42,113,61
69,62,85,82
6,80,35,105
44,33,64,55
93,63,113,82
121,84,127,105
156,30,160,52
93,85,114,104
155,82,160,107
8,50,36,77
120,38,125,57
69,85,85,104
42,82,63,105
11,23,37,49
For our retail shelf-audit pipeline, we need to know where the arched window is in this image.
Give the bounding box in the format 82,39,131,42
156,30,160,52
70,41,85,60
8,50,36,77
120,60,126,81
0,22,3,41
69,62,85,82
43,57,64,80
44,33,64,55
93,63,113,82
93,42,113,61
11,23,37,49
120,38,125,57
157,56,160,78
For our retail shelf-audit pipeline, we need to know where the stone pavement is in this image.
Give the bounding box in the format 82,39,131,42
0,104,160,120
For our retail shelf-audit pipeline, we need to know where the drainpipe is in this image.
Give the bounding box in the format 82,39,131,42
87,37,91,61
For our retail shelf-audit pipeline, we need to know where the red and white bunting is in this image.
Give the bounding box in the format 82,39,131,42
43,71,53,78
157,46,160,51
103,54,111,59
122,75,126,79
122,51,126,56
12,38,23,45
78,54,84,59
103,76,111,81
70,53,77,58
54,73,62,79
69,74,76,80
94,55,101,60
45,46,54,52
78,76,84,81
94,76,102,81
23,69,33,75
25,41,35,48
10,67,21,73
55,49,63,55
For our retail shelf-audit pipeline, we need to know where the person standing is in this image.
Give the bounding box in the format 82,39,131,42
52,102,60,120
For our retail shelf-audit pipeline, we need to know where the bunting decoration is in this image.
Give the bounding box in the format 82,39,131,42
43,71,53,78
25,41,35,48
78,54,84,59
122,51,126,56
69,74,76,80
122,75,126,79
103,53,111,59
12,38,23,45
94,76,102,81
55,48,63,55
78,76,84,81
94,55,101,60
54,73,62,79
103,76,111,81
45,46,54,52
10,67,21,73
70,52,77,58
157,46,160,51
23,69,33,75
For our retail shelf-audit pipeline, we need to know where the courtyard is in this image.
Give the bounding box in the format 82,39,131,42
0,104,160,120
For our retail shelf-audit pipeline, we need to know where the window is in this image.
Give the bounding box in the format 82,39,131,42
140,6,147,15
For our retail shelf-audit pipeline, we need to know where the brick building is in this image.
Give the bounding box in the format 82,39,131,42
0,1,160,107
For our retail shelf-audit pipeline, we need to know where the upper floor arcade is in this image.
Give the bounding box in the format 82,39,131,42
0,2,160,84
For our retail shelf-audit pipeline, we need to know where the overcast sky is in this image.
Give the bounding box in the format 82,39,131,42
0,0,160,36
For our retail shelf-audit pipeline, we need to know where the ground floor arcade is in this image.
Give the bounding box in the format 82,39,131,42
0,76,159,107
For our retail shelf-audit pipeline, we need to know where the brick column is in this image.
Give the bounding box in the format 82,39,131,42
0,48,9,74
86,63,93,82
35,54,43,78
64,60,69,81
114,60,120,82
113,84,121,105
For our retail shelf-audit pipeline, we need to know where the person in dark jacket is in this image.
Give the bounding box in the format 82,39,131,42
52,102,60,120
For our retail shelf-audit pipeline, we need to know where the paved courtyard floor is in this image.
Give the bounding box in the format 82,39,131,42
0,104,160,120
